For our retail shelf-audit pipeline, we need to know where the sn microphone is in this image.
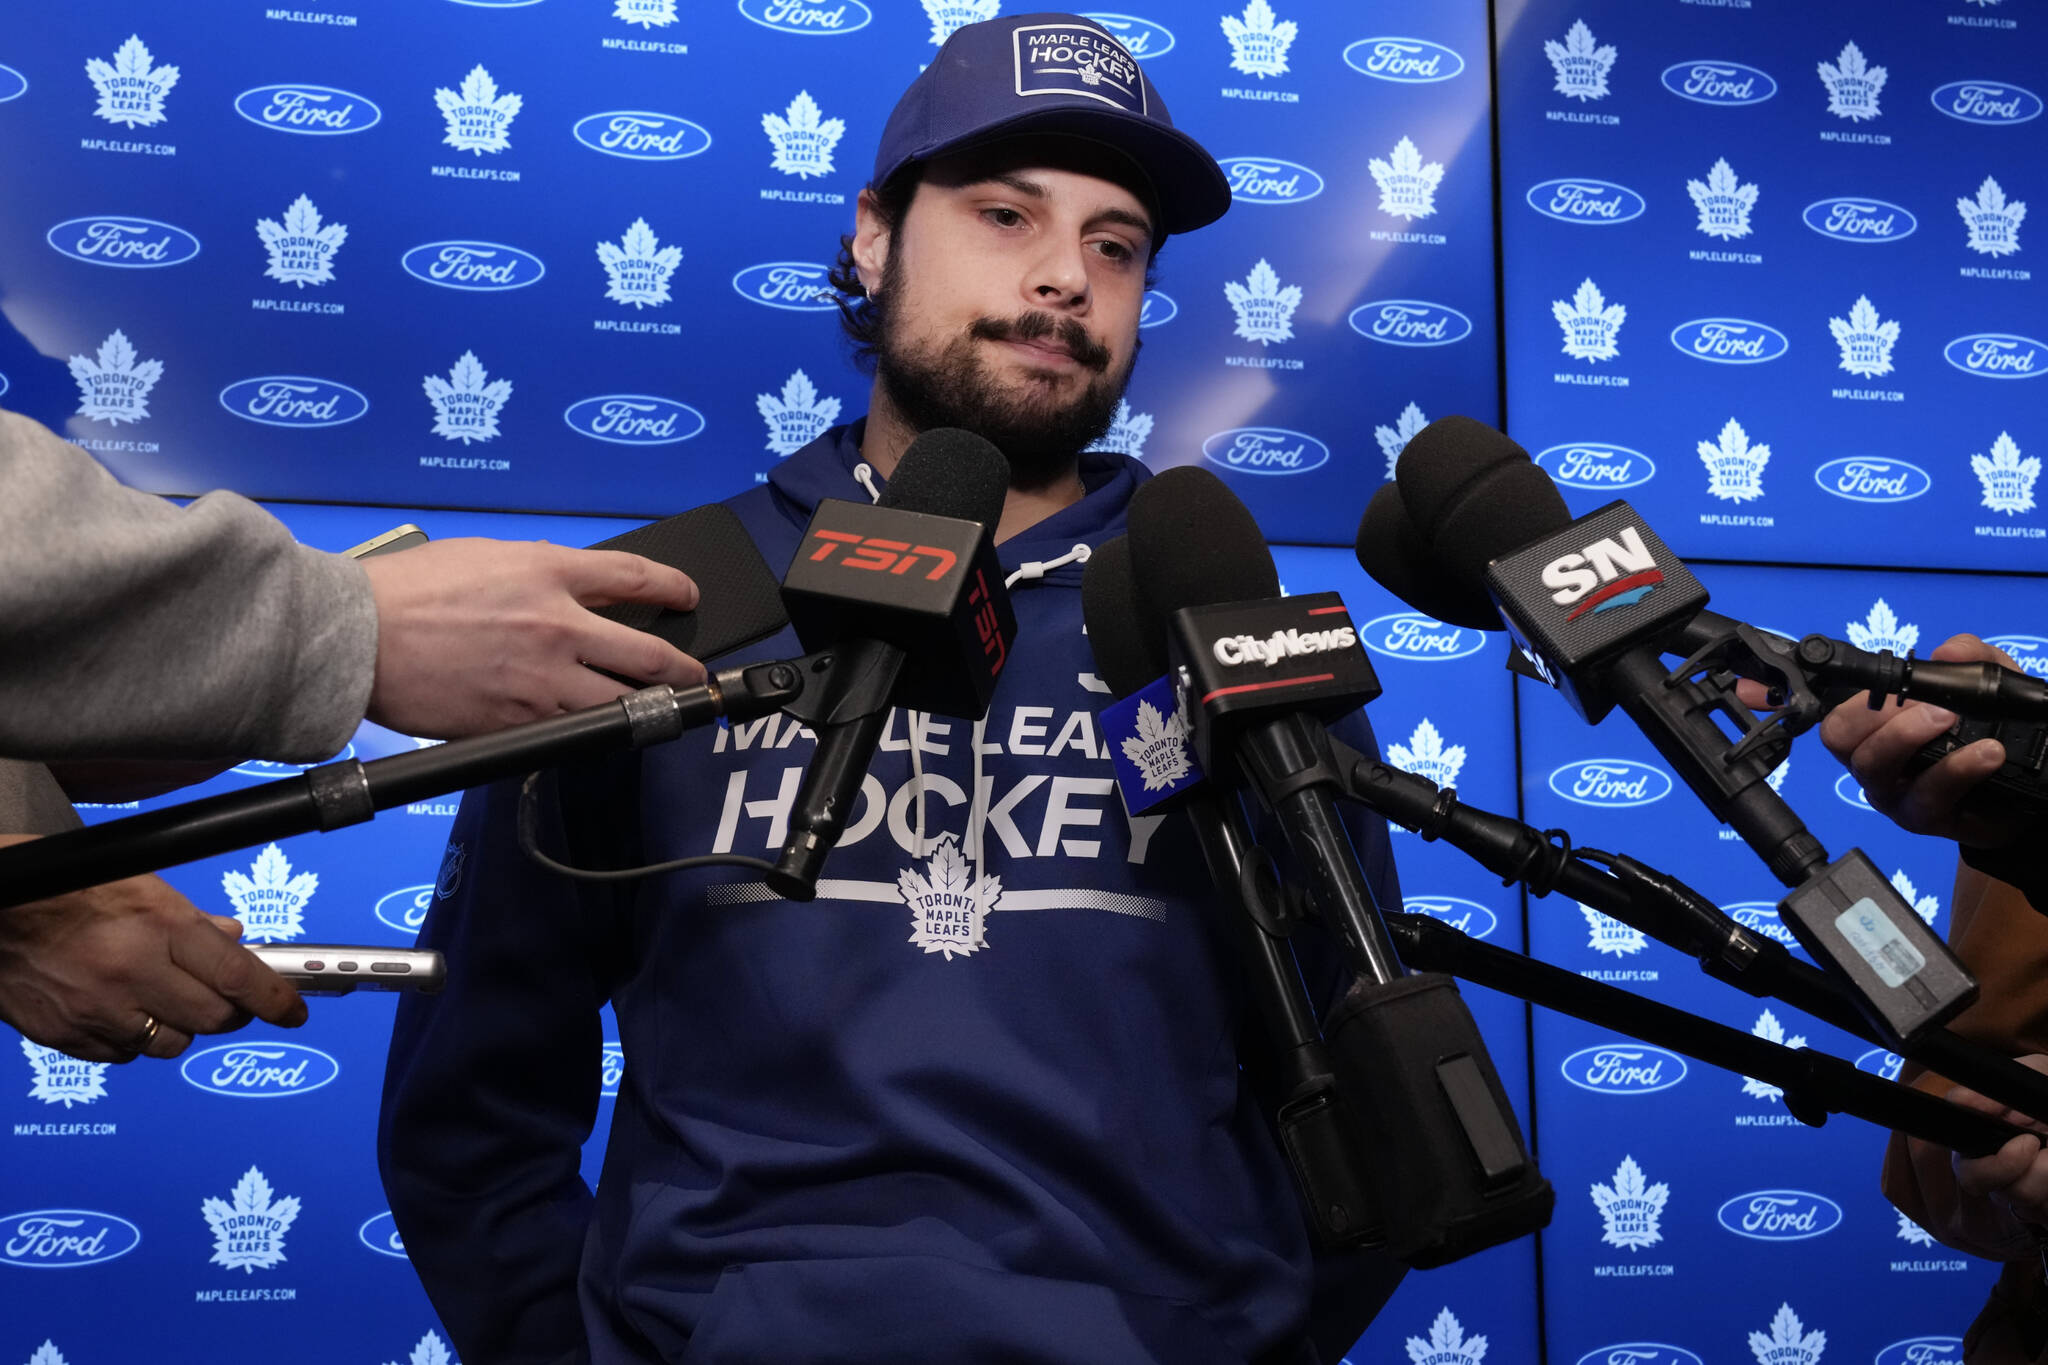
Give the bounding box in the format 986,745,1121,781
765,429,1017,900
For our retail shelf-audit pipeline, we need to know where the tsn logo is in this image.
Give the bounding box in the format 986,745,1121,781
968,569,1007,678
804,530,960,581
1541,526,1665,621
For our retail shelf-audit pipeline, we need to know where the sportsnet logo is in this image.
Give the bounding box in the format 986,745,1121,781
1540,525,1664,619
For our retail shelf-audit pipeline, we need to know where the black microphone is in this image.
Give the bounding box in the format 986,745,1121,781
1127,466,1554,1268
765,429,1017,901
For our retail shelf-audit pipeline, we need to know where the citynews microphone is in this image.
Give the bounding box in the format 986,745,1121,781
765,429,1017,900
1128,467,1553,1267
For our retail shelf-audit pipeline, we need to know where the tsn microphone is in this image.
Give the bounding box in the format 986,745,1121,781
765,428,1017,900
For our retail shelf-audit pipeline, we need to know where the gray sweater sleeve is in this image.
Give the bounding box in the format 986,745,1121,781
0,408,378,763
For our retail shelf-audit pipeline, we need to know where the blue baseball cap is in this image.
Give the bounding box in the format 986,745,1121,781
873,13,1231,235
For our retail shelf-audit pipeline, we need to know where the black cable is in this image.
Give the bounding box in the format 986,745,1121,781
517,773,777,883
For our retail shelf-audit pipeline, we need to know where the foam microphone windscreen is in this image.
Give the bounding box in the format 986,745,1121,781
1392,416,1572,601
880,426,1011,531
1354,483,1507,631
1079,536,1164,699
1125,466,1279,622
588,503,789,666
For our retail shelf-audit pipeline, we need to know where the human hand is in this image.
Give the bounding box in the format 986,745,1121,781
1926,1054,2048,1254
361,538,706,738
0,835,308,1061
1818,633,2024,849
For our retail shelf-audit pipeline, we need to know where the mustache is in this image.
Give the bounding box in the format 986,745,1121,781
968,311,1113,373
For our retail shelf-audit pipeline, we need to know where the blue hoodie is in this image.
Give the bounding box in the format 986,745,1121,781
378,422,1402,1365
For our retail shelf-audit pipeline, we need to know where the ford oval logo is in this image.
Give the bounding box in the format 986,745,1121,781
231,743,355,779
1349,300,1473,347
1835,771,1875,810
1670,318,1789,365
234,84,381,135
1525,179,1646,225
1802,197,1917,243
1876,1339,1962,1365
1535,443,1656,491
563,395,706,446
219,377,370,429
736,0,874,35
1403,896,1498,939
1362,613,1487,663
572,111,713,161
1139,290,1178,328
1343,37,1466,84
732,261,840,312
357,1211,407,1259
1814,457,1932,504
600,1042,626,1096
1855,1046,1905,1082
1574,1345,1705,1365
1200,427,1331,476
1561,1043,1689,1095
1944,333,2048,379
1932,80,2043,126
1079,13,1175,59
0,63,26,103
1217,157,1325,205
375,884,435,935
180,1042,341,1098
400,241,546,292
1661,60,1777,105
1547,759,1673,808
1715,1190,1843,1241
46,216,201,269
1721,901,1798,948
1986,635,2048,679
0,1210,142,1268
0,372,10,399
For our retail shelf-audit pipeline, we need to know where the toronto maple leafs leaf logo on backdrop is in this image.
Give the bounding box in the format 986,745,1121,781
223,843,316,942
384,1332,455,1365
1369,137,1443,220
1087,399,1154,458
1848,599,1919,656
1225,259,1302,345
1377,402,1428,479
1699,418,1769,502
22,1039,109,1109
1766,757,1790,795
757,370,842,456
598,219,682,308
1896,1211,1936,1247
1592,1154,1668,1249
1818,41,1885,121
1687,158,1758,240
434,65,521,155
1891,869,1940,926
425,351,512,444
24,1344,68,1365
1582,904,1646,956
1222,0,1295,79
1959,176,2026,257
1828,295,1898,378
256,195,346,288
1544,20,1615,102
1387,719,1466,789
1553,278,1625,362
1741,1008,1808,1100
86,34,179,128
764,91,845,179
1973,431,2040,515
1750,1304,1826,1365
614,0,678,27
69,329,163,426
1405,1309,1488,1365
202,1166,301,1273
924,0,1000,46
899,834,1002,959
1120,700,1191,791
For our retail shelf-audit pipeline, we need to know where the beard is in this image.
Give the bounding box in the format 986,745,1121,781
871,272,1137,490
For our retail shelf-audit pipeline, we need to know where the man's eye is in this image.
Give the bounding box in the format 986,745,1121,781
985,208,1024,228
1093,239,1135,262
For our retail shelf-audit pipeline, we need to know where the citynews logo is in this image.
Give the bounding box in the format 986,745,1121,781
1542,525,1664,619
1210,624,1358,668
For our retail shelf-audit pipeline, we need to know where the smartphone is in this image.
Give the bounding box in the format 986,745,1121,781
345,524,429,559
248,944,446,995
